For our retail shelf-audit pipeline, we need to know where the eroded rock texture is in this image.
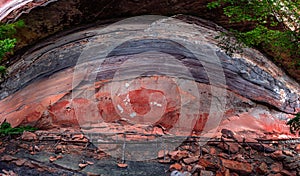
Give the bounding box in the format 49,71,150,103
0,14,298,139
2,0,299,82
0,1,299,175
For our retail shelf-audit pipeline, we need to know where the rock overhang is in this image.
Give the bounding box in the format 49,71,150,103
0,2,300,175
0,15,298,139
0,1,298,140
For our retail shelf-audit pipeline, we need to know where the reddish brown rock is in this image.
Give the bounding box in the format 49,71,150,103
224,169,230,176
1,155,16,161
21,131,37,141
221,158,253,174
152,126,164,135
86,161,94,165
117,163,128,168
23,161,35,168
217,140,240,154
282,150,294,157
158,158,172,164
0,0,299,138
72,134,84,139
271,162,283,173
49,156,57,162
79,163,88,169
198,158,218,170
271,150,286,161
183,156,199,165
209,148,217,155
14,158,27,166
256,162,269,175
170,163,182,171
295,144,300,152
170,150,189,161
56,155,63,159
1,170,17,176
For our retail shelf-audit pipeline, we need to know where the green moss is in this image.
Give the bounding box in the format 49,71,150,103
0,121,37,136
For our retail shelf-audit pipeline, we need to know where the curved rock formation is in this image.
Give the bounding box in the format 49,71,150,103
0,1,298,141
3,0,299,82
0,13,298,139
0,1,299,175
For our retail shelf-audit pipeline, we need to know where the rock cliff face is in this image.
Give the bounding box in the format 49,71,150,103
0,0,281,53
0,2,299,175
0,12,299,138
3,0,299,82
0,1,299,136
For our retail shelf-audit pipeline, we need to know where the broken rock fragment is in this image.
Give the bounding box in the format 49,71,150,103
170,163,182,171
21,131,37,141
117,163,128,168
221,129,235,139
78,163,88,169
49,156,57,162
221,158,253,175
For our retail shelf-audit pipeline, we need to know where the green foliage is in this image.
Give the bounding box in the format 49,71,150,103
287,113,300,135
207,0,300,24
0,65,6,74
236,26,299,58
0,20,24,74
0,38,17,59
0,121,37,136
207,0,300,66
0,20,24,39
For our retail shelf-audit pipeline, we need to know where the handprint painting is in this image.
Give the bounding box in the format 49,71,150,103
0,1,299,175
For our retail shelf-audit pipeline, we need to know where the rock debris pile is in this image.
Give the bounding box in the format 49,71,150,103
0,128,299,176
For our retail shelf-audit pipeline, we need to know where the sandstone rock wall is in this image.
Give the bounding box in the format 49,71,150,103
0,15,298,138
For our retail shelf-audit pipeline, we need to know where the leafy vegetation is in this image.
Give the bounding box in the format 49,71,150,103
287,113,300,135
207,0,300,66
0,20,24,76
0,121,37,136
207,0,300,133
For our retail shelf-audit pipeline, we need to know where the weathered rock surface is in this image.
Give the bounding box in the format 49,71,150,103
0,0,252,48
164,129,300,176
0,127,300,175
1,0,298,82
0,1,299,176
0,15,298,136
